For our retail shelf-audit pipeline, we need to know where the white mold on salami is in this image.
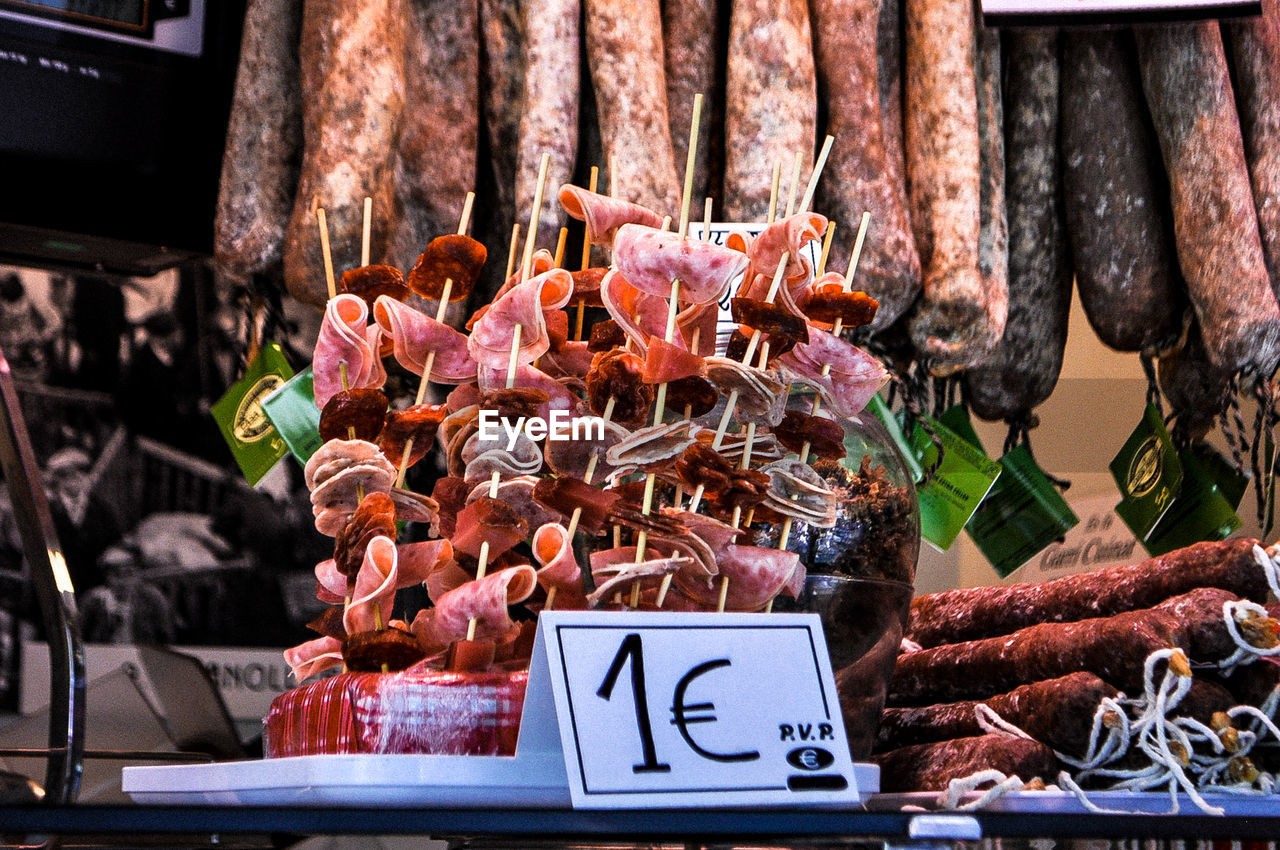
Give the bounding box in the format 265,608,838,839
722,0,818,221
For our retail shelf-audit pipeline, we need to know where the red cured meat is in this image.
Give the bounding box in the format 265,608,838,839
467,269,574,369
313,294,389,409
558,184,665,246
373,296,477,384
613,223,751,304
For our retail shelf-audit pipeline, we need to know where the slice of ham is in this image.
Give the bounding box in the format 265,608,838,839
532,475,622,535
315,538,451,603
542,415,632,482
461,427,544,486
588,546,693,607
283,634,344,681
604,420,696,468
703,356,788,426
558,184,665,246
451,497,529,560
466,475,564,532
538,340,595,380
531,522,588,608
775,325,889,419
476,363,582,422
342,535,399,635
600,268,674,355
313,294,388,409
468,268,573,369
760,458,838,528
613,223,751,304
410,565,538,653
674,544,805,611
675,300,718,356
304,438,390,490
747,211,828,285
642,337,706,384
373,295,478,384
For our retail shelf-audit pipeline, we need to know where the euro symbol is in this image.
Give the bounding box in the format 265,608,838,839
669,658,759,763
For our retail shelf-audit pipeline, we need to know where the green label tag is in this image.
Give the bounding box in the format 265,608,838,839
1109,403,1182,540
211,343,293,486
1125,443,1243,557
261,368,324,465
909,410,1002,551
865,393,924,483
1191,441,1248,511
966,445,1081,578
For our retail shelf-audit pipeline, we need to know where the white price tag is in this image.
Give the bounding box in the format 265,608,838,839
981,0,1259,21
527,610,867,809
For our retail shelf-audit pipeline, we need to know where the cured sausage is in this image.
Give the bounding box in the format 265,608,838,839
974,18,1007,364
283,0,406,307
1225,1,1280,292
876,672,1119,758
663,0,723,206
907,538,1267,647
722,0,817,221
385,0,481,274
476,0,524,302
1157,319,1233,439
213,0,304,288
904,0,1005,373
1061,29,1186,353
964,29,1070,423
873,733,1058,793
891,588,1247,705
583,0,682,216
1135,23,1280,379
516,0,580,253
810,0,921,333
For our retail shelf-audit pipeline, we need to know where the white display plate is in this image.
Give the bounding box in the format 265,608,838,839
870,788,1280,816
123,753,573,808
124,755,880,809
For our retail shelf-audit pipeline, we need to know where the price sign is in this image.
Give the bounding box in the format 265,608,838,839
527,610,869,809
981,0,1259,23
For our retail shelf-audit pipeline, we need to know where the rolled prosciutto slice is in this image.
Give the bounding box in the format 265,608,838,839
468,268,574,369
313,294,388,409
774,325,889,418
343,534,401,634
675,544,804,611
284,634,344,681
373,295,478,383
613,223,751,304
600,269,679,354
558,184,665,247
411,565,538,652
747,212,827,284
532,522,589,608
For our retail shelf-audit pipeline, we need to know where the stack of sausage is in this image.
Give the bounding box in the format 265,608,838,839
214,0,1280,442
874,538,1280,794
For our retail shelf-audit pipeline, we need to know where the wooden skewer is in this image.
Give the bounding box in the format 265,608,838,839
361,196,373,267
395,192,478,486
317,207,337,301
573,167,601,342
634,94,703,608
784,151,804,219
468,154,554,639
504,223,521,283
798,135,835,216
553,227,569,268
766,161,783,224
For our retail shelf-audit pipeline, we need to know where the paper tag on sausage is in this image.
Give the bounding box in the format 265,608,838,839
966,445,1080,578
210,343,293,486
1124,442,1243,557
1110,403,1182,541
260,367,324,465
909,407,1002,551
